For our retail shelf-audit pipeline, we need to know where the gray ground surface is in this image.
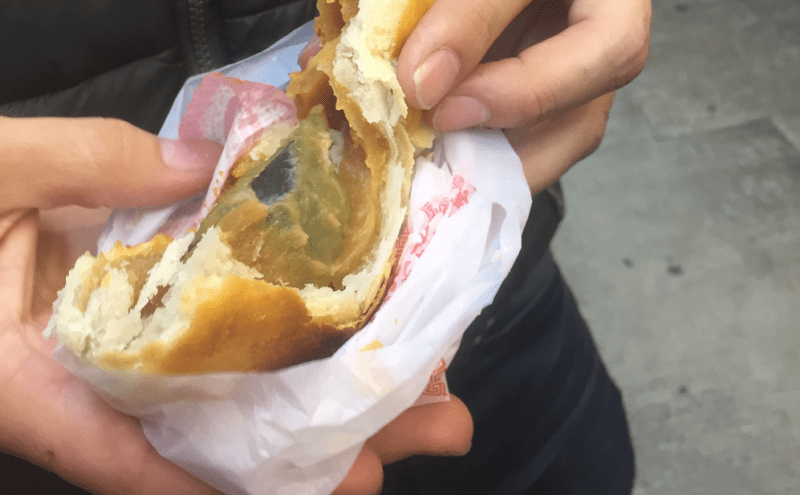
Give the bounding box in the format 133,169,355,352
550,0,800,493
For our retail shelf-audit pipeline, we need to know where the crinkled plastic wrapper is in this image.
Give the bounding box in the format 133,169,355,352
49,23,532,495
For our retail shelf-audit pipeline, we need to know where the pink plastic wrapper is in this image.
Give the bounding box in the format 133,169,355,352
153,73,298,237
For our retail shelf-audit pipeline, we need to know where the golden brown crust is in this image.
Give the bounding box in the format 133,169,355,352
99,278,348,373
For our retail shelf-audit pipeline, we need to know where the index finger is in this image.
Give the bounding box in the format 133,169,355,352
0,117,220,213
399,0,652,131
397,0,530,110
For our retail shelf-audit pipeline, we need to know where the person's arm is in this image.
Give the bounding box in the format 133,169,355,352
397,0,652,191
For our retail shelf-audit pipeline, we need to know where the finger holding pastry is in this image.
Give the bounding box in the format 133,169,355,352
0,116,221,214
396,0,650,195
398,0,651,131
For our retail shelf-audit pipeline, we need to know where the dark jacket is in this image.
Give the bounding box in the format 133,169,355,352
0,0,317,133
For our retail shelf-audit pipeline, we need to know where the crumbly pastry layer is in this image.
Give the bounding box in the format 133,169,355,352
46,0,435,373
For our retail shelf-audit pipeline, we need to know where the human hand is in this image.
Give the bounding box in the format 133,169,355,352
334,395,473,494
0,116,223,493
397,0,652,191
0,115,473,495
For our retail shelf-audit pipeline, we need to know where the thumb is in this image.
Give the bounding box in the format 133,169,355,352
0,116,222,212
397,0,528,112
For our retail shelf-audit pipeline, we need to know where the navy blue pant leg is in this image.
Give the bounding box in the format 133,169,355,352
382,251,635,494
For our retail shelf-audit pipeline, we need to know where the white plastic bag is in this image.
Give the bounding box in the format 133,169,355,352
51,22,531,495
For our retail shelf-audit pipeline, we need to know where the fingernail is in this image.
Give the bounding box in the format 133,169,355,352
432,96,491,131
444,443,472,457
413,48,462,109
160,138,222,172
